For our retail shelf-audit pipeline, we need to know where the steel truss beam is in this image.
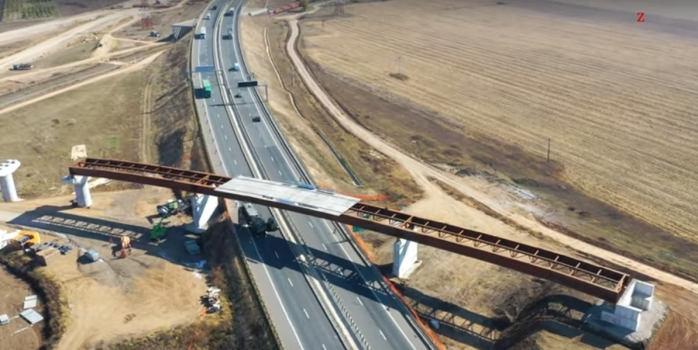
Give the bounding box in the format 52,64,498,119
69,158,630,302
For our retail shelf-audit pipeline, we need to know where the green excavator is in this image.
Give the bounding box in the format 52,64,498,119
150,215,170,242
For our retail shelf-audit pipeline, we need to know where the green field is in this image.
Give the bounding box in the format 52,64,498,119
2,0,59,21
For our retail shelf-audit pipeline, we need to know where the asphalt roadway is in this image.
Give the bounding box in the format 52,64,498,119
195,1,433,350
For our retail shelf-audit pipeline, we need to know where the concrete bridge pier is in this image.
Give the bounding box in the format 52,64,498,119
187,194,218,233
0,160,21,202
393,238,420,278
61,175,92,208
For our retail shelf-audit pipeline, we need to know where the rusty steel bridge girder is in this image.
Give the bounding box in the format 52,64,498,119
69,158,630,302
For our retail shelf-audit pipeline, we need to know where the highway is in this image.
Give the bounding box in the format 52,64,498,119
194,1,435,350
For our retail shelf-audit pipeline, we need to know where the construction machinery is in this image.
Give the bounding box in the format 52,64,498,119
150,216,169,242
240,203,278,237
11,63,32,71
156,198,191,217
118,236,132,258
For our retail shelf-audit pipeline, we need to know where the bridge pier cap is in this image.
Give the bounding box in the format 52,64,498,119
61,175,92,207
0,159,21,202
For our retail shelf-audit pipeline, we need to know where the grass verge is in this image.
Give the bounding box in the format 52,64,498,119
264,19,423,207
0,249,69,350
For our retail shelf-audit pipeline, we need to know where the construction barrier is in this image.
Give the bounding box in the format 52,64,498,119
316,183,390,201
344,225,446,350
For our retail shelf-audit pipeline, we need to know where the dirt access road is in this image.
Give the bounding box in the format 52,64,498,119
281,16,698,296
0,11,139,70
0,51,164,116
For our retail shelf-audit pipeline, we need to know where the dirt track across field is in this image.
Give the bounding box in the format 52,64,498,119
282,11,698,299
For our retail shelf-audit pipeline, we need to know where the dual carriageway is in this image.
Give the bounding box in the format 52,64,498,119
189,1,435,349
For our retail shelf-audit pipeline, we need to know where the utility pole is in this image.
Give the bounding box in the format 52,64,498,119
334,0,345,16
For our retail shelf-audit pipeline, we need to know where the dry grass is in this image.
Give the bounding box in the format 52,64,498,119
32,41,97,68
394,265,628,350
0,37,201,199
1,68,146,198
250,17,423,207
297,0,698,282
648,310,698,350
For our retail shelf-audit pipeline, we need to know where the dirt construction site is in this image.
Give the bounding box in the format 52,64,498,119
1,0,698,349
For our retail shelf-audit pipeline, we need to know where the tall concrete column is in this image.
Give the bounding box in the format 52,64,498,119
0,160,21,202
61,175,92,208
393,238,419,278
187,194,219,233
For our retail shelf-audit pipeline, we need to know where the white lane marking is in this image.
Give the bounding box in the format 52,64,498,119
233,159,237,165
320,222,418,350
322,345,327,350
271,156,274,162
379,329,387,340
220,124,223,129
227,27,301,181
322,243,327,251
278,170,282,176
309,221,313,228
228,147,232,151
288,278,293,287
209,9,305,350
303,308,309,319
357,297,364,306
224,135,227,139
275,251,279,259
217,114,220,118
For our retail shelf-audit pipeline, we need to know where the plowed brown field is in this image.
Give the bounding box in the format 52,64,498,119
302,0,698,242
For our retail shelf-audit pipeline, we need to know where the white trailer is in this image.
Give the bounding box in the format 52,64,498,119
197,26,206,39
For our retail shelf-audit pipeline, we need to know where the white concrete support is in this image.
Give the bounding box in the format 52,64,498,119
190,194,218,232
601,279,655,332
61,175,92,207
392,238,419,278
0,160,21,202
74,176,92,208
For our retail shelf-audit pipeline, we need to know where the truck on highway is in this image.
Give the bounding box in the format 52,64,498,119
205,12,211,20
201,79,212,98
196,26,206,39
11,63,33,71
240,203,278,237
225,28,233,40
225,7,234,16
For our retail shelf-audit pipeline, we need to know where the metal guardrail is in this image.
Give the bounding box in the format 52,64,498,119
314,129,363,187
234,2,439,349
189,1,283,348
226,5,357,348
